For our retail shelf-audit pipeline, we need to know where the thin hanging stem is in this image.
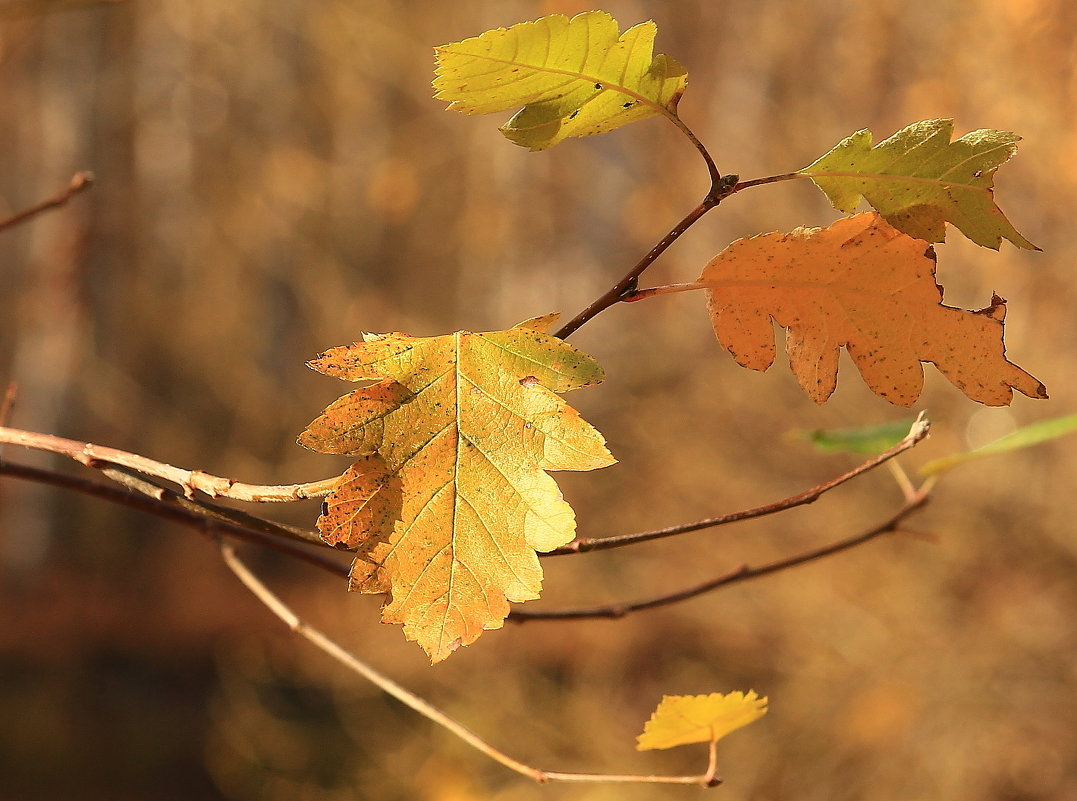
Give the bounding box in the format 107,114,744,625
0,426,341,502
220,542,719,787
545,415,930,556
512,490,930,622
0,172,94,232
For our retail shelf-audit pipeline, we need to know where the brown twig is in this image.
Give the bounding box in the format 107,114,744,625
555,200,713,339
512,490,930,622
0,425,341,502
0,459,341,567
554,110,738,341
221,541,719,787
545,415,930,556
0,172,94,233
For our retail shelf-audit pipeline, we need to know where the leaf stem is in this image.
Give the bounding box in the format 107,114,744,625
0,171,94,233
729,172,803,193
545,415,930,556
0,425,342,502
621,281,706,302
220,542,719,787
666,112,722,187
512,490,930,622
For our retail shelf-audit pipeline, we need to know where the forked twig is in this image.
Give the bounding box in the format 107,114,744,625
546,415,930,556
512,490,930,621
0,172,94,232
0,426,341,502
220,542,721,788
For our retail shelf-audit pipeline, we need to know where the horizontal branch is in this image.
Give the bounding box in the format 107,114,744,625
0,459,342,568
0,426,341,502
0,171,93,232
221,542,720,787
513,490,929,622
545,414,929,556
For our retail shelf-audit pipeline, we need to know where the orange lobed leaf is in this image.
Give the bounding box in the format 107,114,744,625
637,691,768,751
699,213,1047,407
299,316,614,662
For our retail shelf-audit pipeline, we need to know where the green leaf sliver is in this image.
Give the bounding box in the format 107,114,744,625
433,11,688,150
799,419,917,455
800,119,1037,250
920,413,1077,476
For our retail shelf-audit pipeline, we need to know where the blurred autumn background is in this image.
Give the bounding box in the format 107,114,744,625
1,0,1075,799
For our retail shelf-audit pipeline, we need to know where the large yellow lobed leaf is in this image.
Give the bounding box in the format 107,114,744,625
433,11,687,150
699,213,1047,406
637,691,768,751
800,119,1036,250
299,316,614,662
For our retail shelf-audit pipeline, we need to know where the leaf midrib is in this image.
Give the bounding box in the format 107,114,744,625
440,49,672,117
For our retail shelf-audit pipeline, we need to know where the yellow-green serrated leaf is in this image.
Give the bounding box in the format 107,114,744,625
637,691,768,751
299,318,615,662
919,413,1077,476
799,119,1036,250
800,419,916,455
433,11,687,150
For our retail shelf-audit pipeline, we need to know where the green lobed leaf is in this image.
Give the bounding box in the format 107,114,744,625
433,11,687,150
919,413,1077,476
799,119,1037,250
800,419,917,455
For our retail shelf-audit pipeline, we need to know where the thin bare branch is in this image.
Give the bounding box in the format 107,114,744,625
0,459,342,570
554,110,742,341
220,542,718,787
0,172,93,232
555,200,713,339
546,415,930,556
512,490,929,621
0,425,341,502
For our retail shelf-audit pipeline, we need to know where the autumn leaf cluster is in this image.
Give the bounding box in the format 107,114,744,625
298,10,1044,665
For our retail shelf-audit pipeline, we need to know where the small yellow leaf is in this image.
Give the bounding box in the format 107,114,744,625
434,12,687,150
637,691,768,751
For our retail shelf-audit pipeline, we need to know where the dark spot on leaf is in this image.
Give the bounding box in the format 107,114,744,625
594,82,602,90
569,110,579,120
